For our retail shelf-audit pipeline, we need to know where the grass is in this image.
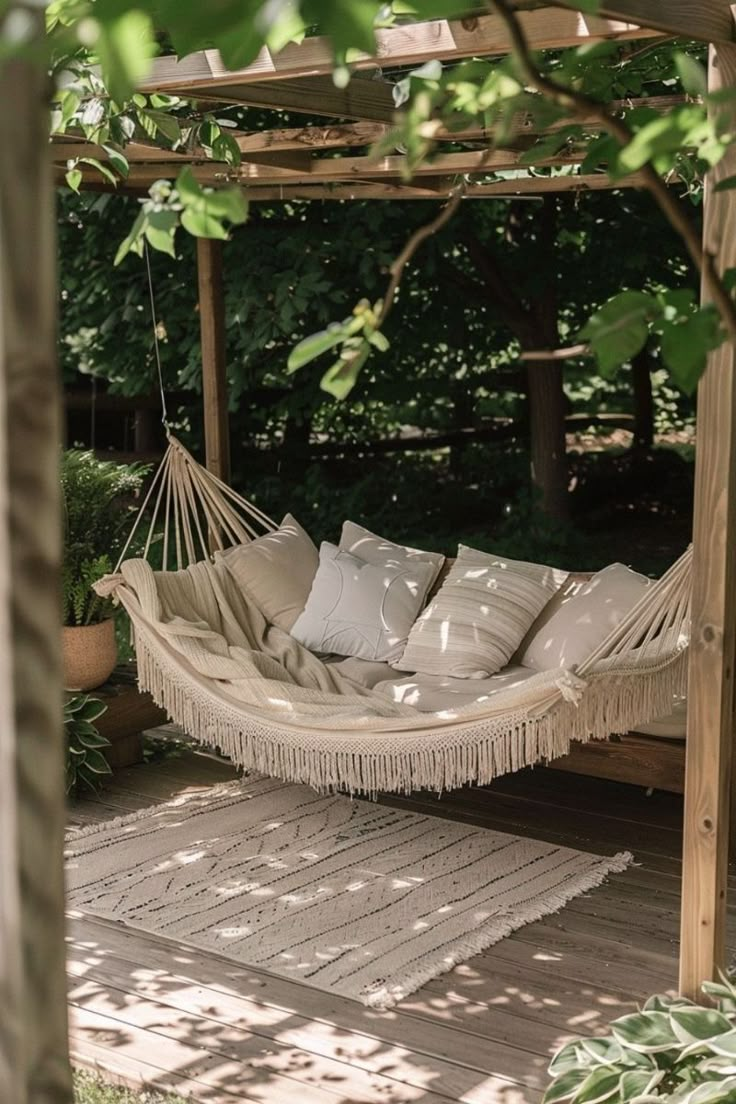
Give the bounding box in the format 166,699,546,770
73,1070,186,1104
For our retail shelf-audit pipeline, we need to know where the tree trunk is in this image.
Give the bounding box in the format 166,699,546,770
631,349,655,452
0,15,73,1104
527,359,569,520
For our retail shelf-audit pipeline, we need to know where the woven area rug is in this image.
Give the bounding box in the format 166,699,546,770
66,776,632,1009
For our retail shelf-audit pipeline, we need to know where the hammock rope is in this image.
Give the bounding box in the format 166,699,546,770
114,434,277,573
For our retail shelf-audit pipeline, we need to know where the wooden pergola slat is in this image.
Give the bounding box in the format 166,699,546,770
140,8,660,97
556,0,736,43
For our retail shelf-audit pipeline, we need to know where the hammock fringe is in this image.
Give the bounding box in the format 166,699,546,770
134,619,688,796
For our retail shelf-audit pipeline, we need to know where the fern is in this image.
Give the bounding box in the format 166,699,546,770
61,450,148,626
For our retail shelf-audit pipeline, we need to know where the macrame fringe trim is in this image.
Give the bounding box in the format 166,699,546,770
133,624,688,797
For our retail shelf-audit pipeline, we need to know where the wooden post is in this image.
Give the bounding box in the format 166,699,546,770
0,11,73,1103
197,237,231,482
679,41,736,999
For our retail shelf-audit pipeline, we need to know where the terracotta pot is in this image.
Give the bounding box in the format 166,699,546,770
63,619,117,691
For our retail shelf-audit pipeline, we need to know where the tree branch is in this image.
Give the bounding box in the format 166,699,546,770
490,0,736,339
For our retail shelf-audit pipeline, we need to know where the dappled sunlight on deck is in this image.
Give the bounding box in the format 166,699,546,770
64,742,726,1104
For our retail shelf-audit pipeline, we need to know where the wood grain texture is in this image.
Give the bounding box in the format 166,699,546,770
555,0,736,42
197,239,231,484
66,747,713,1104
140,11,660,96
679,42,736,999
1,9,73,1102
549,734,686,794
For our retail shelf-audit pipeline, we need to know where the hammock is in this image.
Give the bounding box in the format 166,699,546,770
98,435,691,795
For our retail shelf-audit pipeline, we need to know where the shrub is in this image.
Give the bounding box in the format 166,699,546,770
65,693,111,795
545,983,736,1104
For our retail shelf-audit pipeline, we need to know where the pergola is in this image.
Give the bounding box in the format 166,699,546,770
2,3,735,1099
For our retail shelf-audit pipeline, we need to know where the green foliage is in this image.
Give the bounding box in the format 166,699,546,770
114,169,248,265
64,693,111,795
288,298,386,397
545,980,736,1104
73,1068,186,1103
579,288,723,393
61,450,147,625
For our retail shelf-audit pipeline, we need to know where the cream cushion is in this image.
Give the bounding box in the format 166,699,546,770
340,521,445,594
375,665,539,713
395,545,565,679
520,562,651,672
291,542,436,663
220,513,318,632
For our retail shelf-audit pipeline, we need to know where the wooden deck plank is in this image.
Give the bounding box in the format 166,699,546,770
67,748,697,1102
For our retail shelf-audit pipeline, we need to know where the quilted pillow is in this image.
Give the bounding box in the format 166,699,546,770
220,513,319,632
340,521,445,595
291,542,436,663
520,562,651,672
394,545,565,679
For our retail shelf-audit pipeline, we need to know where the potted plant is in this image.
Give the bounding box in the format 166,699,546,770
62,449,146,690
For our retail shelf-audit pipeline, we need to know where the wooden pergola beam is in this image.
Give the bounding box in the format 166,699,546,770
555,0,735,43
140,9,660,97
51,94,686,170
679,40,736,999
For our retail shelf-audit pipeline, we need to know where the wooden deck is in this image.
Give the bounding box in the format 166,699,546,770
66,741,735,1104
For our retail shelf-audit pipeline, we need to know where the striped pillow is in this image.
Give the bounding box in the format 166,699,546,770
394,545,565,679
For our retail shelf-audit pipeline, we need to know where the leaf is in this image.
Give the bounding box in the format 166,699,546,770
101,144,129,178
143,109,181,145
543,1068,589,1104
705,1029,736,1057
287,328,346,372
114,209,146,266
180,208,229,239
367,330,390,352
175,166,203,204
714,175,736,192
671,1007,734,1044
65,168,83,194
145,208,178,257
688,1078,736,1104
610,1011,680,1053
79,156,118,187
571,1066,621,1104
320,343,371,399
201,187,248,224
82,748,113,775
675,51,708,98
578,291,658,375
95,10,156,103
660,307,723,395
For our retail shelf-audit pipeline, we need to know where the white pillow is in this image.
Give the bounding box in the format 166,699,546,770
220,513,318,632
395,545,564,679
340,521,445,595
520,562,651,672
291,542,436,663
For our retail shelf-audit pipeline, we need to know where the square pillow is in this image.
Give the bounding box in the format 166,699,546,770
340,521,445,596
220,513,319,632
520,562,651,672
291,542,436,663
394,545,565,679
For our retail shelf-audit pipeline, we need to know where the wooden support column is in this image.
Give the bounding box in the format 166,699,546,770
196,237,231,483
679,41,736,999
0,9,73,1102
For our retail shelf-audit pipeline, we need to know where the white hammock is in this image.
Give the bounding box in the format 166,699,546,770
98,435,691,795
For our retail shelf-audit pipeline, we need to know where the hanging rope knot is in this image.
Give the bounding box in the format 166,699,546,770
93,574,124,600
554,671,587,706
